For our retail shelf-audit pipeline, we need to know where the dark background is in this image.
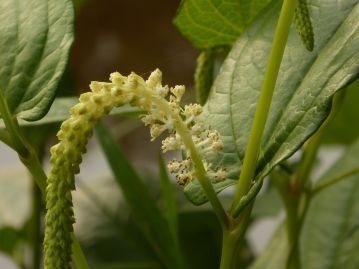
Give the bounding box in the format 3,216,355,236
71,0,197,93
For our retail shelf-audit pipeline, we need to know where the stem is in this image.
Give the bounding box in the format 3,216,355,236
231,0,297,212
312,166,359,195
232,179,263,218
271,170,302,269
31,181,42,269
0,129,14,148
294,131,321,190
220,231,238,269
219,207,252,269
0,94,90,269
0,94,28,156
285,195,310,269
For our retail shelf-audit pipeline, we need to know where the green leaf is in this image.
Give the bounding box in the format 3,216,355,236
301,141,359,269
178,210,221,269
251,185,282,218
0,97,141,128
249,227,287,269
184,0,359,204
250,138,359,269
323,79,359,144
173,0,273,49
0,227,25,255
0,0,74,121
96,123,182,269
159,156,179,242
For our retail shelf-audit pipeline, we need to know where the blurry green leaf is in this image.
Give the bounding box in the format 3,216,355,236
0,0,74,121
249,227,287,269
252,185,282,218
173,0,273,49
159,156,179,242
0,168,31,229
178,210,221,269
250,138,359,269
0,97,141,128
96,123,182,269
185,0,359,204
0,227,24,255
92,262,160,269
301,140,359,269
75,176,159,263
323,79,359,144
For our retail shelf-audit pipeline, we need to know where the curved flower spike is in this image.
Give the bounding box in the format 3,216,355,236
44,69,227,268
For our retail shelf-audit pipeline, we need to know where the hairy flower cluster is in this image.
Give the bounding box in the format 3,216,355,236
44,69,226,268
138,71,227,186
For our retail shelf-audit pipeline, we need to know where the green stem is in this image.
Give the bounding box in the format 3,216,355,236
232,179,263,218
219,207,252,269
285,195,310,269
294,130,321,191
271,170,302,269
0,129,14,148
0,94,28,156
312,166,359,195
31,181,42,269
231,0,297,212
220,231,238,269
0,95,90,269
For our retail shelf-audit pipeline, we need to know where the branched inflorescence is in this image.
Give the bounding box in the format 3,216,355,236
44,69,226,268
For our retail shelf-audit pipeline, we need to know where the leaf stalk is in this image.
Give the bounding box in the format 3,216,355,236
231,0,298,214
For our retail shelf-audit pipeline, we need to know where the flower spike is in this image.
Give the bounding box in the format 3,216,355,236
44,69,227,268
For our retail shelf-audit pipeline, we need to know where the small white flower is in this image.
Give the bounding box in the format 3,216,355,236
162,134,182,152
214,167,227,182
168,160,182,173
171,85,185,100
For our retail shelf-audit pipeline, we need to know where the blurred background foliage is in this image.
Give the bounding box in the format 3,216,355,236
1,0,359,268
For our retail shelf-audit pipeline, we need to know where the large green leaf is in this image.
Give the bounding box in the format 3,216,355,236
300,144,359,269
96,123,183,269
184,0,359,204
173,0,273,49
0,0,74,121
250,138,359,269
